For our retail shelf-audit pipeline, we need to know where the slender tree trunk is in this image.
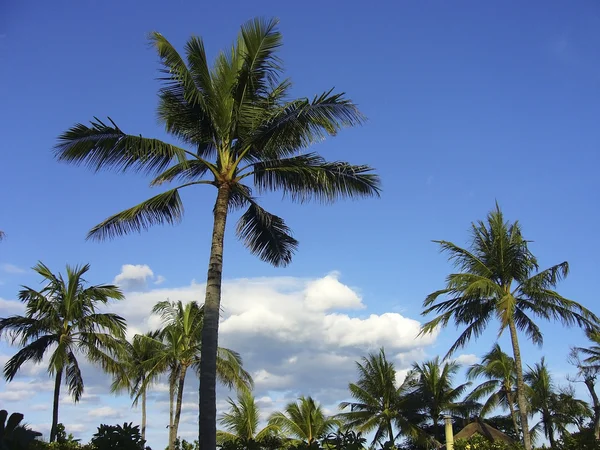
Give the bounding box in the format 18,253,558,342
433,417,439,443
387,420,395,447
141,389,147,442
169,374,176,450
50,369,63,442
506,389,521,440
545,414,555,448
508,319,532,450
199,184,231,450
584,376,600,439
172,366,188,448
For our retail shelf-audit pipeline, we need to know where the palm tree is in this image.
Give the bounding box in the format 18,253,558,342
105,330,161,441
0,262,125,442
140,300,252,450
54,18,380,449
420,204,599,450
338,348,422,447
268,396,339,445
404,357,470,442
571,330,600,439
466,344,520,438
525,358,591,447
217,390,279,448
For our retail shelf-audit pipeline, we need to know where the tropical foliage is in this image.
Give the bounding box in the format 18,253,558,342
0,263,126,442
420,204,600,450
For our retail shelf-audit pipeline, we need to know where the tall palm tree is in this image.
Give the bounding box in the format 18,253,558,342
54,18,380,450
338,348,422,447
217,390,279,448
525,358,591,447
268,396,339,445
420,204,599,450
404,357,470,442
0,262,125,442
466,344,520,438
105,330,161,441
141,300,252,450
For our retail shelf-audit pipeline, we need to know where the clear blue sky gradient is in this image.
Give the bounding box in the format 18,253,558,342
1,0,599,430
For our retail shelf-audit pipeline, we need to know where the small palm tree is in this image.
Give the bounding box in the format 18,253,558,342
0,262,125,442
269,396,339,445
420,204,599,450
54,18,380,449
525,358,591,447
217,391,279,447
466,344,520,438
338,348,422,447
0,410,42,450
571,330,600,439
140,300,252,450
404,357,470,442
105,330,161,441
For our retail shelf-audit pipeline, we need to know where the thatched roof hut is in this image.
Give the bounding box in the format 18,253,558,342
453,418,515,444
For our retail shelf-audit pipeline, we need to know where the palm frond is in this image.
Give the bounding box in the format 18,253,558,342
87,189,184,240
246,90,366,160
66,351,84,402
251,153,380,203
3,334,56,380
236,200,298,267
55,117,188,174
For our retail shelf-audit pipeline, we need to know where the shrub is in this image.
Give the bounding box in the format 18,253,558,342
453,435,524,450
91,422,148,450
0,409,42,450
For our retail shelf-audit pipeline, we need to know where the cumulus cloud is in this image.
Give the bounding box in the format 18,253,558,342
113,264,165,291
454,354,479,366
0,271,438,448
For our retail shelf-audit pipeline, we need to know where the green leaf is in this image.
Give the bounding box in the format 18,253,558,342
251,153,381,203
87,189,184,240
55,117,188,174
236,201,298,267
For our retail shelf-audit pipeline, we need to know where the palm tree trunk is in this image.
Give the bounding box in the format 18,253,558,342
387,421,395,447
508,319,532,450
433,417,439,443
199,184,231,450
50,369,63,442
506,390,521,440
584,376,600,439
169,375,176,450
172,366,188,448
546,415,556,448
141,389,147,442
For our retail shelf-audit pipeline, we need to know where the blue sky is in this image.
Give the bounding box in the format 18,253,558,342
1,0,599,446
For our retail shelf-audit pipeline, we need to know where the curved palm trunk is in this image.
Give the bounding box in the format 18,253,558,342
50,369,63,442
141,389,147,442
199,185,231,450
584,377,600,439
508,319,532,450
172,366,188,448
505,390,520,440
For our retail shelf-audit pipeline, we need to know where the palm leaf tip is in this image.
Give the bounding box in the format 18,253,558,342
86,189,184,241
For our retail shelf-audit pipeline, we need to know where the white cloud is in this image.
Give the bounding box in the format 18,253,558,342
454,353,479,366
31,404,49,411
0,297,24,315
303,272,364,311
154,275,166,285
113,264,157,291
0,389,36,401
1,263,26,274
87,406,121,419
